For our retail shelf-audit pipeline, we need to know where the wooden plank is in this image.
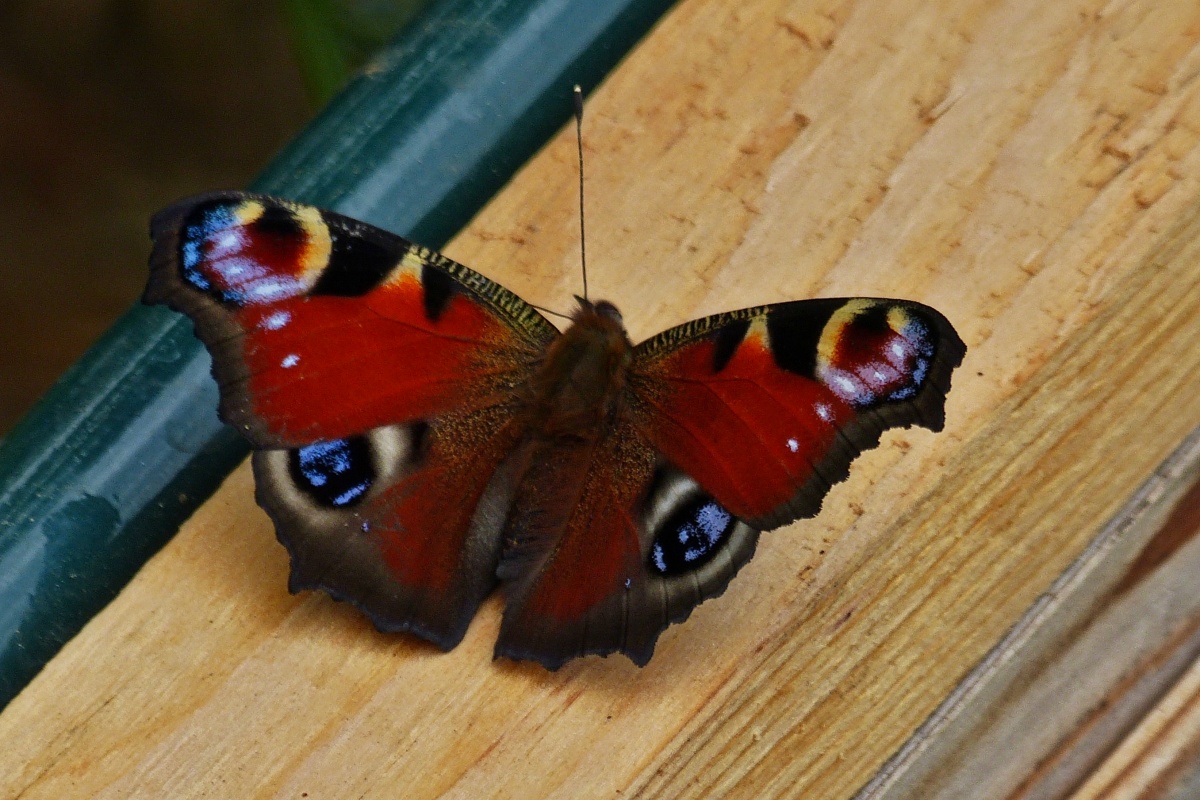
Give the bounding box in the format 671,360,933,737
3,0,1200,797
857,428,1200,800
1070,649,1200,799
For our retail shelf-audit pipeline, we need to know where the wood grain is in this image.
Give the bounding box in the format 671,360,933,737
4,0,1200,797
1070,652,1200,799
858,429,1200,800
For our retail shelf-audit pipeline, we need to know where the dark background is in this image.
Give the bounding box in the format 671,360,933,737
0,1,318,434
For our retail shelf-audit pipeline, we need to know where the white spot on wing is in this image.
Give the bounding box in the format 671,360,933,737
366,424,418,481
244,275,305,302
212,229,244,256
823,367,873,406
281,354,300,368
786,438,800,452
261,310,292,330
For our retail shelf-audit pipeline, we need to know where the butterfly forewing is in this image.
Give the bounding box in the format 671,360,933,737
146,191,556,447
630,298,966,530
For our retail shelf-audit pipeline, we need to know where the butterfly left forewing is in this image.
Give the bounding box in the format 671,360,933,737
146,190,556,447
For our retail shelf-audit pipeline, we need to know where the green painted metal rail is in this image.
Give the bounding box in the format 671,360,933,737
0,0,678,710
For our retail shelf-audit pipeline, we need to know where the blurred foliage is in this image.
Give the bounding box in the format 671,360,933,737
280,0,435,104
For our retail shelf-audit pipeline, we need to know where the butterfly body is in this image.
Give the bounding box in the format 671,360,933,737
520,300,631,440
146,191,966,669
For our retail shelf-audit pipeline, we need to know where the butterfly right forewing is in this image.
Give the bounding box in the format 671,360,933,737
630,298,966,529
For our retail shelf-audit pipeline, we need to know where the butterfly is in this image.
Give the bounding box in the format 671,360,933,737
144,190,965,669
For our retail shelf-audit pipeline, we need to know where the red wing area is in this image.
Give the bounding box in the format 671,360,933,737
145,191,556,448
495,425,658,668
634,334,850,521
234,278,522,445
631,299,966,530
254,407,526,649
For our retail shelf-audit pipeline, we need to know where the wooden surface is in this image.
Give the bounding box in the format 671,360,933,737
859,428,1200,800
1073,650,1200,799
5,0,1200,797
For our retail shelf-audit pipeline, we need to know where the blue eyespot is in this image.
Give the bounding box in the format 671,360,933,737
650,496,736,576
288,437,373,508
886,317,935,401
181,204,239,300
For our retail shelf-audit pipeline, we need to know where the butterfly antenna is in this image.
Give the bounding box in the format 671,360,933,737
574,84,588,303
530,302,573,322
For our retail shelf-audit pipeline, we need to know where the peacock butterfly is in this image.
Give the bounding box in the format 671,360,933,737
145,112,964,669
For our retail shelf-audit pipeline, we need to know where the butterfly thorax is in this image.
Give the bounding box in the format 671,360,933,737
523,300,633,440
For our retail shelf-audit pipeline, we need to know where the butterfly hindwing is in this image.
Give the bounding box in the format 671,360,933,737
253,409,526,648
494,426,760,668
146,191,556,649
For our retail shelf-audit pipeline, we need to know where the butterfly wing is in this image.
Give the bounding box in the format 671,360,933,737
146,191,557,648
146,191,555,448
496,298,964,668
631,298,965,528
494,424,761,669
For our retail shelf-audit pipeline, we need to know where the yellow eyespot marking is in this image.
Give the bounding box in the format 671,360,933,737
235,200,266,226
390,245,435,283
816,299,876,371
294,205,332,285
886,306,912,333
